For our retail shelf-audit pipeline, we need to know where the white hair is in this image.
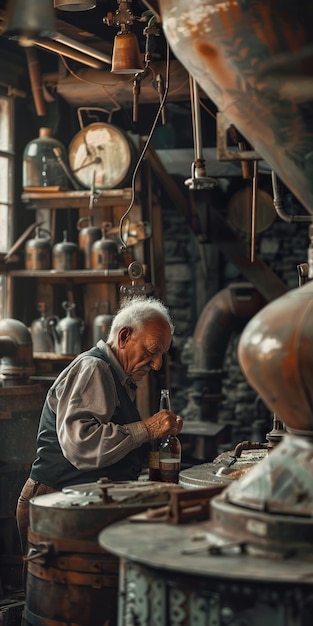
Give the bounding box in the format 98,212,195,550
107,296,174,344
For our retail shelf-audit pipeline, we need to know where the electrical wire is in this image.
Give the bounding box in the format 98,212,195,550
118,39,171,249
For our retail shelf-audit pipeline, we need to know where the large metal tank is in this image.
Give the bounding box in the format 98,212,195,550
158,0,313,213
99,518,313,626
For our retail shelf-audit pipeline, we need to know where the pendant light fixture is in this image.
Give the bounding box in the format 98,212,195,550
105,0,144,74
54,0,96,10
4,0,56,44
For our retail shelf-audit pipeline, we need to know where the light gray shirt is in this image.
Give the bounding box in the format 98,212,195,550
47,340,150,471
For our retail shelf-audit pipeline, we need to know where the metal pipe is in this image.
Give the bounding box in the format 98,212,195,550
33,39,106,70
271,171,312,223
0,319,34,385
53,32,111,65
190,283,266,377
182,284,266,422
250,160,258,262
25,47,46,116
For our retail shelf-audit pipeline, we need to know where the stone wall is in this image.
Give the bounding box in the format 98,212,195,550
161,183,310,455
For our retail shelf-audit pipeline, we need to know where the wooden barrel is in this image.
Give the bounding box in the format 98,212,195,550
24,482,171,626
24,528,119,626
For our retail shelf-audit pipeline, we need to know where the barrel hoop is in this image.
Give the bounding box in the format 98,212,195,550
24,605,82,626
28,560,118,587
27,528,106,555
27,552,119,574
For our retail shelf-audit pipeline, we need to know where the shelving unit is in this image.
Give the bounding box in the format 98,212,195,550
7,268,130,283
21,189,133,210
4,162,166,415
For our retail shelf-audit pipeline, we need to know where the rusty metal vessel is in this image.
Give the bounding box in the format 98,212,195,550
158,0,313,213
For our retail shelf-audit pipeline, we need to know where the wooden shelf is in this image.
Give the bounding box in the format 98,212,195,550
8,268,130,284
21,188,133,210
33,352,76,361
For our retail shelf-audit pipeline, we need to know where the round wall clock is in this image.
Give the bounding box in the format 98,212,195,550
68,123,136,190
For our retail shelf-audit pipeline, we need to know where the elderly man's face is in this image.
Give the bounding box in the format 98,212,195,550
117,317,172,383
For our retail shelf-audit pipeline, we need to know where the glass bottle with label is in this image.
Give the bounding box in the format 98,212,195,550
148,388,170,481
158,389,181,484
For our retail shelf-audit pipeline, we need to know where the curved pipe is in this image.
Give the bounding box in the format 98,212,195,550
271,171,312,224
183,283,266,422
0,318,35,385
25,48,46,117
190,283,266,377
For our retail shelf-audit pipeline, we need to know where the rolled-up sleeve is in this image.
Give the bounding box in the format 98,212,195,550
49,356,149,470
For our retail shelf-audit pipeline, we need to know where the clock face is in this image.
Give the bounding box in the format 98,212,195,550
68,123,134,190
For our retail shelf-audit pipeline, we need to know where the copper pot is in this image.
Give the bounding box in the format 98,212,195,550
91,225,119,270
25,227,51,270
52,230,79,270
77,216,101,270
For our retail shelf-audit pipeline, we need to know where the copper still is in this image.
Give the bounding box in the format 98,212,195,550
201,279,313,561
158,0,313,214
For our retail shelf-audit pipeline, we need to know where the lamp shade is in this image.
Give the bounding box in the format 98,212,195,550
54,0,96,10
111,31,144,74
4,0,55,41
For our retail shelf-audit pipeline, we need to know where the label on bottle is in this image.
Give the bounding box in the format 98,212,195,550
148,451,160,481
159,458,181,483
149,451,159,469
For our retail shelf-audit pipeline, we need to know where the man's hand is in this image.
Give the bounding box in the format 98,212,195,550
144,410,183,440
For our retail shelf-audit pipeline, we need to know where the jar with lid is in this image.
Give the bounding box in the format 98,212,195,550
23,127,69,190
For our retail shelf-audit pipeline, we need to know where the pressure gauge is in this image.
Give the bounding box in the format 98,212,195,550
68,123,136,190
128,261,143,280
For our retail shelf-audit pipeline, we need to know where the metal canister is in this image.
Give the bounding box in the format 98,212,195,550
25,227,51,270
77,215,101,269
91,226,119,270
92,301,113,343
52,230,79,270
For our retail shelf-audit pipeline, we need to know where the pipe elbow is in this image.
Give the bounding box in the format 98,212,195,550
0,318,34,383
191,283,266,376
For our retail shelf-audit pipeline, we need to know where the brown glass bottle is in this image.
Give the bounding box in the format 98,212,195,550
159,390,182,483
159,433,181,484
148,388,170,481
